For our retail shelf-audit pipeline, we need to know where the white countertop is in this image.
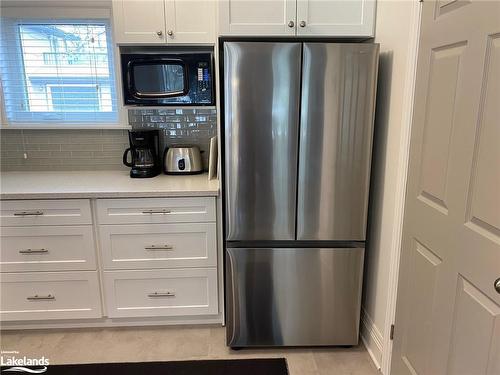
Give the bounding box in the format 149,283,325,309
0,171,219,199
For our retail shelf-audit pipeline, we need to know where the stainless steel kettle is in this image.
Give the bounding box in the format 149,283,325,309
164,145,203,174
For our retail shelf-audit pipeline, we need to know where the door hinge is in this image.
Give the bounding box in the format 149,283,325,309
390,324,395,340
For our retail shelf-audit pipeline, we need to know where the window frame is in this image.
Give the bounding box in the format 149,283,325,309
0,7,128,129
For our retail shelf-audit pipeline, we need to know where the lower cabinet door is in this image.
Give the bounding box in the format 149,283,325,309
0,271,102,321
103,268,218,318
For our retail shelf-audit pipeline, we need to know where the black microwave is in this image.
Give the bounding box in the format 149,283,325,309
120,47,214,106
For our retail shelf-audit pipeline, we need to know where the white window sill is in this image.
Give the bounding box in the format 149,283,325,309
1,124,132,130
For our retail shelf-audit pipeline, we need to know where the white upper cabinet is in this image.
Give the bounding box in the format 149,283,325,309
165,0,216,43
219,0,375,37
296,0,375,36
112,0,216,44
219,0,297,36
112,0,167,44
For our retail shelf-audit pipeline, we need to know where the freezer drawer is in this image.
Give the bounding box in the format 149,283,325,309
226,247,364,347
297,43,379,241
224,42,302,241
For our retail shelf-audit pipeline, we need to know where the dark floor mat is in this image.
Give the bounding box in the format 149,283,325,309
2,358,289,375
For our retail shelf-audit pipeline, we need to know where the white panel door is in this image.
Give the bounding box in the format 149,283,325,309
218,0,297,36
392,1,500,374
112,0,166,44
296,0,375,37
165,0,216,43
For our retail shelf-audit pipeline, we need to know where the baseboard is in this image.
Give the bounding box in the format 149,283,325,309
360,307,383,371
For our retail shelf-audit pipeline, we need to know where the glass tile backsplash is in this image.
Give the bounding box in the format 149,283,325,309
0,108,217,172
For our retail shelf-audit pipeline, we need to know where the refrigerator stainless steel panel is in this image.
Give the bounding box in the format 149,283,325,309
224,42,302,241
297,43,379,241
226,247,364,347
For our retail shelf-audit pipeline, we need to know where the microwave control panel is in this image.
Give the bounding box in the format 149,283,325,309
197,61,211,92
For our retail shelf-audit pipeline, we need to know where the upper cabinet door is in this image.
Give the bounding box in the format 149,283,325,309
219,0,297,36
112,0,166,44
165,0,216,43
296,0,376,37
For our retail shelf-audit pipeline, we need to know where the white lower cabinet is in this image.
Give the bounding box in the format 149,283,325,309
0,271,102,321
99,223,216,270
0,226,96,272
0,196,219,327
103,268,218,318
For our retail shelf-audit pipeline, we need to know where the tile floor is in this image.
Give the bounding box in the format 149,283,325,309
0,326,379,375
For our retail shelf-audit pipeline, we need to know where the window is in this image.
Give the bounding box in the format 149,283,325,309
0,19,118,124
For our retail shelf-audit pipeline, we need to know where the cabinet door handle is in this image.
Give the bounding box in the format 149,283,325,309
167,30,174,36
19,248,49,254
288,20,295,28
27,294,55,301
144,245,174,250
300,20,306,27
13,210,44,216
148,291,175,298
156,30,163,36
142,209,171,214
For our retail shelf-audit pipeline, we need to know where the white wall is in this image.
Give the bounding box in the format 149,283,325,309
361,0,419,372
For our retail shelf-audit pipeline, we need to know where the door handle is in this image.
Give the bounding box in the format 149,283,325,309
13,211,44,216
495,278,500,294
19,248,49,254
144,245,174,250
27,294,55,301
299,20,306,27
148,291,175,298
288,21,295,28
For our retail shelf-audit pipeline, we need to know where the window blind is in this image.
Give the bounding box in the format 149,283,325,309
0,18,118,124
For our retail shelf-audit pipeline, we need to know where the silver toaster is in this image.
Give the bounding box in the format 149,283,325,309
164,146,203,174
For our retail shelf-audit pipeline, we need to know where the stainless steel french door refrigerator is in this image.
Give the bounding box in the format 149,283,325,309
222,41,379,347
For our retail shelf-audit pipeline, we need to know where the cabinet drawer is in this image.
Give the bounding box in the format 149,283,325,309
0,271,102,321
96,197,216,224
0,199,92,226
99,223,216,270
103,268,218,318
0,226,96,272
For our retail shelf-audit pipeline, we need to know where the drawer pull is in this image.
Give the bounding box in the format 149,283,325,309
142,209,171,215
27,294,55,301
148,291,175,298
144,245,174,250
13,210,44,216
19,248,49,254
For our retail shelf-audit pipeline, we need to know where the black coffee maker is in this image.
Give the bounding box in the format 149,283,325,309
123,130,161,178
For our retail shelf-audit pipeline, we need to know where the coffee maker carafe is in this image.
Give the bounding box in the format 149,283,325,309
123,130,161,178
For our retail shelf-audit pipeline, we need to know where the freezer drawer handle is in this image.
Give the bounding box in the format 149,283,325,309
144,245,174,250
27,294,55,301
142,209,171,215
19,248,49,254
148,291,175,298
13,210,44,216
